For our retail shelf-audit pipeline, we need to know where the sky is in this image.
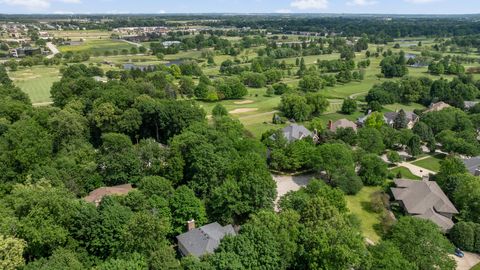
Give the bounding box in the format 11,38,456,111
0,0,478,15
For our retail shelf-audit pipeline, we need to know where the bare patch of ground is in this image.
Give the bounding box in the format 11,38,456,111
229,108,258,114
234,100,254,105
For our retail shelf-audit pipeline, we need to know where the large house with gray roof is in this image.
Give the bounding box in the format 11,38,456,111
357,111,418,129
176,222,236,257
391,179,458,232
270,124,316,143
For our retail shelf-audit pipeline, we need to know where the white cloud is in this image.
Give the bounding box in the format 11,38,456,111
347,0,377,6
0,0,80,10
290,0,328,10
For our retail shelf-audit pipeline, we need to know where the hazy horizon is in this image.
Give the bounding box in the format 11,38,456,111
0,0,478,15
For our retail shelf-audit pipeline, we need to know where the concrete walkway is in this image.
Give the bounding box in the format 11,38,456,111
120,39,142,47
397,161,435,178
272,173,315,210
46,42,59,59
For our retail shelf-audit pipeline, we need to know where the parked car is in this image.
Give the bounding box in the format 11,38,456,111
455,248,465,258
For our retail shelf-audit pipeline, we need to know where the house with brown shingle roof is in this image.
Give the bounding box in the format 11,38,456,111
84,184,134,206
391,179,458,232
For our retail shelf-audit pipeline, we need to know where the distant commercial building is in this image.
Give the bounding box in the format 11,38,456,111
10,47,41,58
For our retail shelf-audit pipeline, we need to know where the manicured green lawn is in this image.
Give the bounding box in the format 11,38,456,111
59,39,135,54
411,154,446,172
346,186,383,243
390,167,422,180
9,66,60,104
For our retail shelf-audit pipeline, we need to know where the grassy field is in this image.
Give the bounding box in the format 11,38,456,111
411,154,446,172
9,66,60,104
472,263,480,270
59,39,135,54
390,167,422,180
49,30,112,39
346,186,383,243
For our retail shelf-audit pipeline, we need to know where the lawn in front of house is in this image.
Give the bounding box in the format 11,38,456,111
346,186,383,243
411,154,446,173
390,166,422,180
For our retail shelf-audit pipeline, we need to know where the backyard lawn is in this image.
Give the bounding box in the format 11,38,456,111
390,166,422,180
346,186,383,243
411,154,446,172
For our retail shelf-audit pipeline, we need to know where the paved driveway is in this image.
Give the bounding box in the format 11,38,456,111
453,252,480,270
272,173,316,210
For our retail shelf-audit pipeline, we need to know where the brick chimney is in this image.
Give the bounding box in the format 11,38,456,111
187,219,196,231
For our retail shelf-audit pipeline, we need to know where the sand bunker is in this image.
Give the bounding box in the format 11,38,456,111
234,100,254,105
229,108,258,114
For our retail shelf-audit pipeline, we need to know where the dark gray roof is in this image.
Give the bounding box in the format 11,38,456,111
462,157,480,175
391,179,458,231
270,124,312,143
176,222,236,257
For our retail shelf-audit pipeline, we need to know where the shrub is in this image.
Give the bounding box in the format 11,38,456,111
450,222,475,251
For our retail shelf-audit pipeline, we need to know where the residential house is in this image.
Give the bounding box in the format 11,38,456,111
327,119,357,133
176,221,236,257
384,111,419,129
391,179,458,232
425,102,451,113
123,63,156,72
10,47,41,58
357,111,386,127
270,124,316,143
83,184,134,207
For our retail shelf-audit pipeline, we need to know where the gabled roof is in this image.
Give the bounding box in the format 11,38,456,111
384,111,418,125
272,124,313,143
176,222,236,257
391,179,458,231
329,119,357,132
357,112,387,125
425,102,451,113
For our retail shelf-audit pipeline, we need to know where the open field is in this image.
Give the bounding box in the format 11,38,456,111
59,39,136,53
346,186,383,243
8,66,60,104
48,30,112,39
